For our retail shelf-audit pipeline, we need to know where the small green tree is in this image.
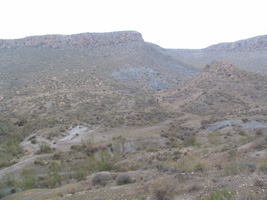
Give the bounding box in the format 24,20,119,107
206,132,220,145
88,155,98,172
39,143,53,154
96,150,114,171
74,165,88,181
21,168,36,190
0,173,16,188
206,189,236,200
183,135,197,147
46,161,61,188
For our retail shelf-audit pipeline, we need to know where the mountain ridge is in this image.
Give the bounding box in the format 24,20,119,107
0,31,143,49
166,34,267,74
204,34,267,52
1,31,266,51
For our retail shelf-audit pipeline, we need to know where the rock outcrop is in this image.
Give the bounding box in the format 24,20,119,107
185,61,265,88
0,31,144,49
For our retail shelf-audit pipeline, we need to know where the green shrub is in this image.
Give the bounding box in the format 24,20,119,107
150,176,177,200
0,116,32,168
175,158,208,172
88,155,98,172
183,135,197,147
70,145,80,151
206,189,236,200
46,161,61,188
229,148,237,158
20,168,36,190
238,129,246,136
237,190,259,200
0,152,13,168
206,132,220,145
257,159,267,172
240,162,256,173
39,144,53,154
193,160,207,172
0,118,16,137
81,138,92,147
34,157,46,165
238,136,248,145
224,161,240,175
81,138,97,155
0,173,16,188
74,166,88,181
46,175,61,189
0,127,24,162
96,150,114,171
52,151,62,160
255,129,263,136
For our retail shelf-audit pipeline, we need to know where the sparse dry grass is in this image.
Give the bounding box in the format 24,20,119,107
0,41,266,200
149,176,178,200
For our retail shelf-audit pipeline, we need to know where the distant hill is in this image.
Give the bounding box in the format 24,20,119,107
0,31,144,49
0,31,196,91
166,34,267,75
0,31,197,119
1,32,266,119
161,61,267,116
205,34,267,52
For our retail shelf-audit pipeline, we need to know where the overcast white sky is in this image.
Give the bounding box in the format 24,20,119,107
0,0,266,49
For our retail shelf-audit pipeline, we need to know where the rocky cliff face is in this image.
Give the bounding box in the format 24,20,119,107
205,34,267,52
0,31,144,49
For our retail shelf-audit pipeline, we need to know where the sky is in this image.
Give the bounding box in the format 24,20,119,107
0,0,266,49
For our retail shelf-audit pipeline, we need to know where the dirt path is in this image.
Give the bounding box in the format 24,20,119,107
0,119,172,180
0,154,44,179
4,182,81,200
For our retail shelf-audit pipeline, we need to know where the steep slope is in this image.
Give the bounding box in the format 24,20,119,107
161,61,267,116
166,34,267,75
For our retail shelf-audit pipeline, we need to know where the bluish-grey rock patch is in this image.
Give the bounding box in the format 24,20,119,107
203,120,267,134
